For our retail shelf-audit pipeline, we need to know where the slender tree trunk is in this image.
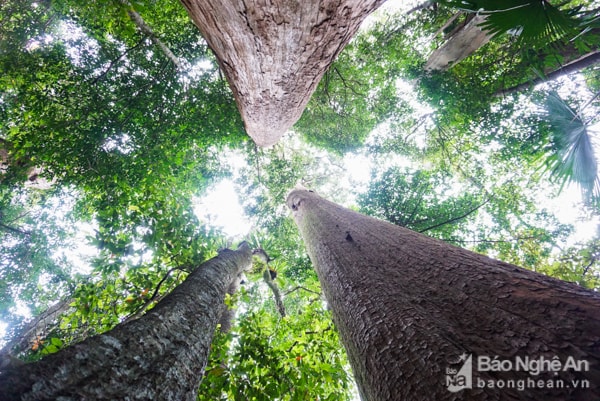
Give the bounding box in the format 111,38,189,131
0,243,252,401
263,268,286,317
498,50,600,96
287,189,600,401
179,0,385,147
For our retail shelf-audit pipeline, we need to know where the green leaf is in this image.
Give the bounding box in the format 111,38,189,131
540,91,599,200
438,0,587,46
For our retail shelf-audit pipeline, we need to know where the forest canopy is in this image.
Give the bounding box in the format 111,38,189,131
1,0,599,399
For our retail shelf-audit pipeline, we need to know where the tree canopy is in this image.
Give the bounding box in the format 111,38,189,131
1,0,600,399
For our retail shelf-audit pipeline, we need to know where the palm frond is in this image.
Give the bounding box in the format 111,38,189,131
439,0,585,46
541,91,600,201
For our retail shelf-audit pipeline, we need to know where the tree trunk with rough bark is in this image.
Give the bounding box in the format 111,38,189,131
286,189,600,401
0,243,252,401
179,0,385,147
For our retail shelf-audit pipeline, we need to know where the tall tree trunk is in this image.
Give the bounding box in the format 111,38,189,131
425,14,492,71
498,50,600,96
0,243,252,401
179,0,385,147
287,189,600,401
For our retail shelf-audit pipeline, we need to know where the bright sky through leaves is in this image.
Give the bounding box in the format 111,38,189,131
1,0,600,397
193,179,251,238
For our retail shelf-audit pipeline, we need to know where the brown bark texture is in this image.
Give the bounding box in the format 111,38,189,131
0,243,252,401
179,0,385,147
287,189,600,401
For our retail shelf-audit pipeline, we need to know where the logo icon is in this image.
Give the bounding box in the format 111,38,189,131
446,353,472,392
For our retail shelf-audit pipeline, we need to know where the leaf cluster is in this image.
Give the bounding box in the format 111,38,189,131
199,301,351,401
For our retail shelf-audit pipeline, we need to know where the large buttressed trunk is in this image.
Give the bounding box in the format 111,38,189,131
0,244,252,401
179,0,385,147
287,189,600,400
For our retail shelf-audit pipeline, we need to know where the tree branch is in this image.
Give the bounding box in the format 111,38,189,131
263,268,286,317
90,38,146,84
333,66,366,97
0,222,30,236
418,197,491,234
122,266,182,323
118,0,181,69
283,286,321,296
0,297,73,361
253,248,286,317
498,51,600,96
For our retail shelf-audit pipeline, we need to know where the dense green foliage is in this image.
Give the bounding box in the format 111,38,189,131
1,0,241,343
199,286,351,401
1,0,599,399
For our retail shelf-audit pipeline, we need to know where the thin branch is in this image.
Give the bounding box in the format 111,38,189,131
286,340,299,353
333,66,366,97
431,102,549,230
122,267,182,323
0,222,30,236
90,38,146,84
283,286,321,296
285,326,332,352
304,326,332,335
404,187,427,226
263,268,286,317
418,197,491,233
118,0,181,69
581,249,599,277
